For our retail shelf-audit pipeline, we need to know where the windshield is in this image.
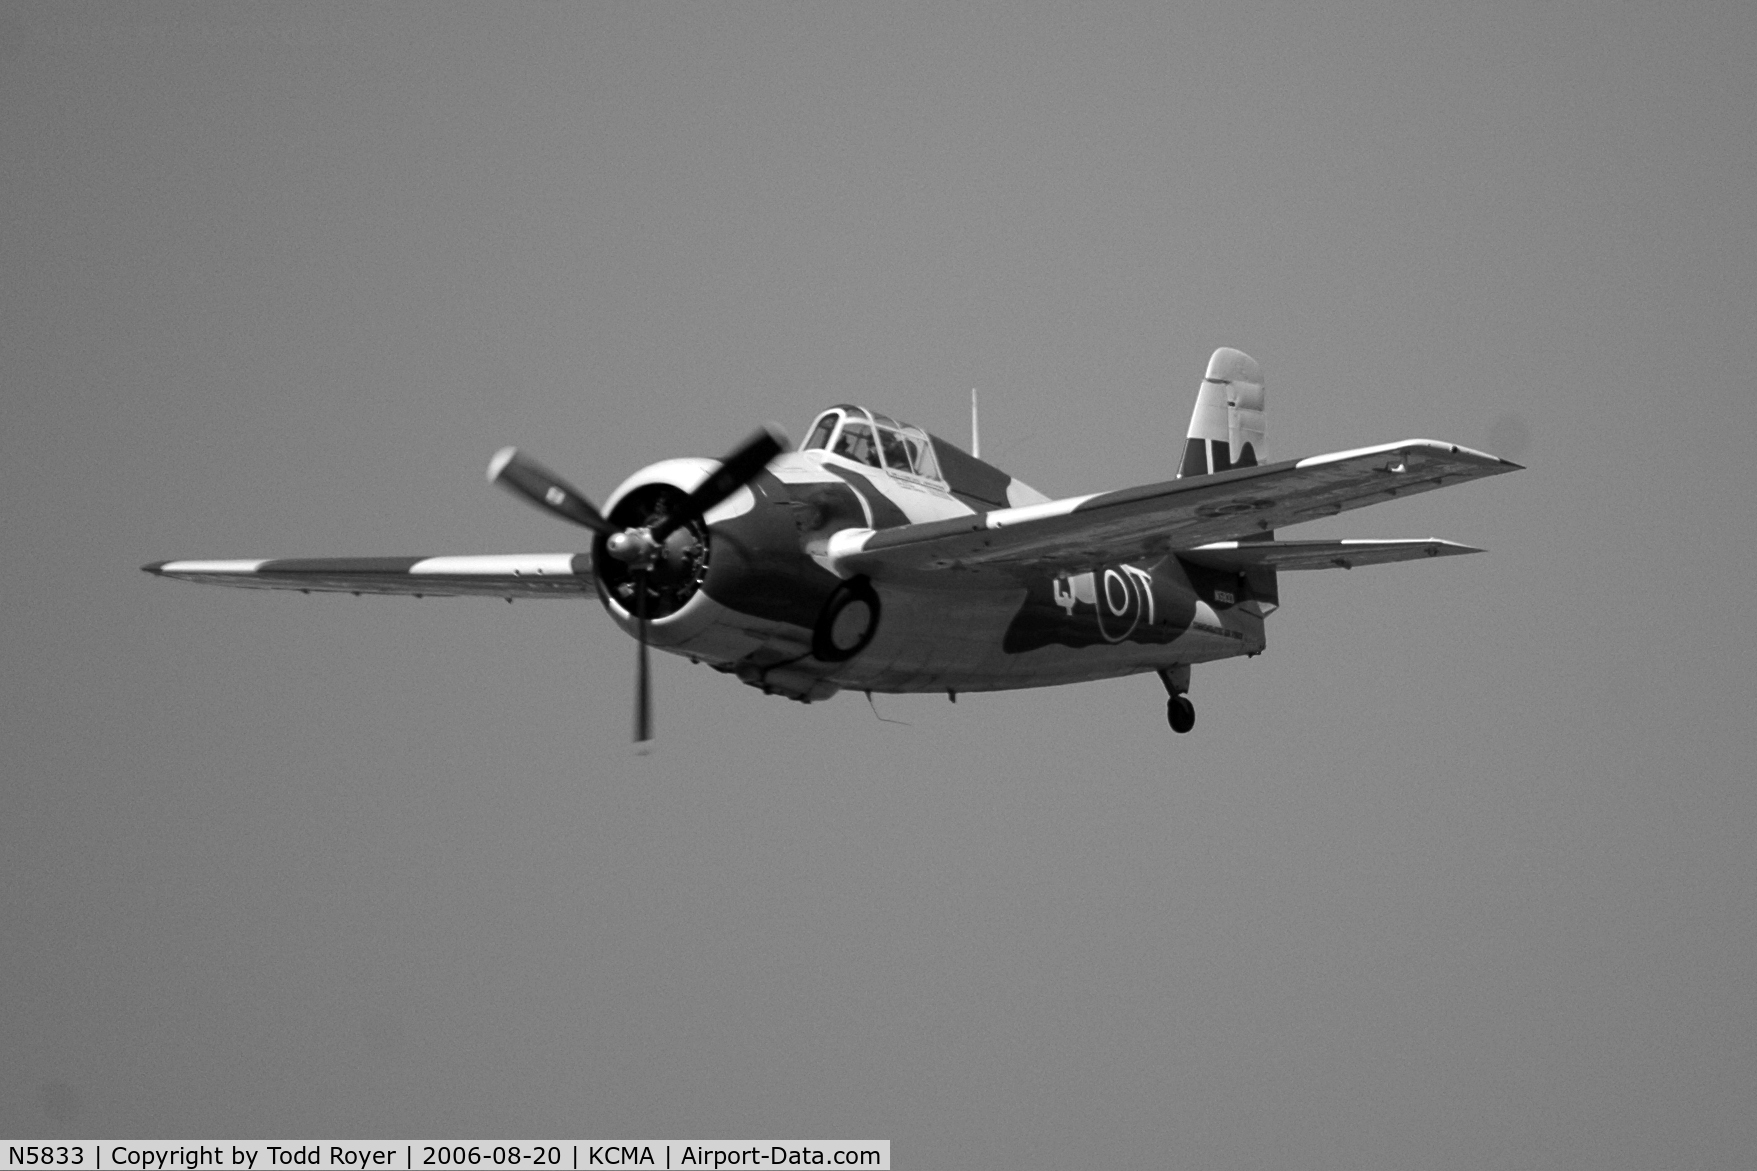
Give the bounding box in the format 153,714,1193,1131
833,420,881,467
801,411,839,451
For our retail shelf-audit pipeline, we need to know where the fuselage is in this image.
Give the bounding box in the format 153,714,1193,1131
593,407,1268,702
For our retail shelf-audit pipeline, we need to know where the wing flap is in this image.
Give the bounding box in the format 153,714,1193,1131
143,553,596,598
1181,538,1482,572
835,439,1518,578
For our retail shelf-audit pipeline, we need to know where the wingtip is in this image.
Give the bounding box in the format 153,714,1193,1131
1429,440,1526,470
487,446,518,483
141,561,167,576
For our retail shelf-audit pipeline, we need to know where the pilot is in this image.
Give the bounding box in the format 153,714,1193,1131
877,428,912,472
834,423,880,467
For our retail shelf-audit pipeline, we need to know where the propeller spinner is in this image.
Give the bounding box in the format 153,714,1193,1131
489,426,788,743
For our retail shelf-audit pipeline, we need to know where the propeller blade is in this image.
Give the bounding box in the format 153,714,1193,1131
633,566,653,743
651,425,789,542
488,447,616,536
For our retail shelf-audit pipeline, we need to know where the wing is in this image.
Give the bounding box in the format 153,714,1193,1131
142,553,596,598
1180,538,1482,572
827,439,1519,578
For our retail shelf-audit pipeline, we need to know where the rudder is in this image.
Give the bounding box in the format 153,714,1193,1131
1178,347,1265,477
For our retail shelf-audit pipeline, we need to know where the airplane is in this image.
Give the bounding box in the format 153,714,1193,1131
144,348,1521,741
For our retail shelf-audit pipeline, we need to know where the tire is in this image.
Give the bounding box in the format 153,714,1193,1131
1166,695,1195,734
812,576,881,662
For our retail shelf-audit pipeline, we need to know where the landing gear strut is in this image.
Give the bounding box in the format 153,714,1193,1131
1158,665,1194,734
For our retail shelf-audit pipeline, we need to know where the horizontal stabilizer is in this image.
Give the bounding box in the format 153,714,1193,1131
1181,538,1481,572
143,553,595,598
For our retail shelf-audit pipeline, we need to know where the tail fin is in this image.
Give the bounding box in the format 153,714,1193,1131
1178,348,1265,478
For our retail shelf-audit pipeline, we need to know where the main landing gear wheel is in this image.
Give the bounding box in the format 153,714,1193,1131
1166,695,1195,734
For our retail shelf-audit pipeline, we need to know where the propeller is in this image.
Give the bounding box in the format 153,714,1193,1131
489,425,789,744
486,447,616,536
633,564,651,743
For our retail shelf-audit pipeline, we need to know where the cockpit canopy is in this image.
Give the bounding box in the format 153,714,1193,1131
800,406,942,481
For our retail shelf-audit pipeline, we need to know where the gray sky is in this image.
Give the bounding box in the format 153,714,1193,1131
5,2,1755,1166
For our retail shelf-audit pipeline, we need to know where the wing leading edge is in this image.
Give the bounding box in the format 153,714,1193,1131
827,439,1520,578
142,553,596,598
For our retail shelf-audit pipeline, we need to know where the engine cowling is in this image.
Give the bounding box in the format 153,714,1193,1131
594,454,878,697
595,458,743,624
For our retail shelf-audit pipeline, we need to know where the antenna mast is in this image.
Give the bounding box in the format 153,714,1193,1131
971,388,980,458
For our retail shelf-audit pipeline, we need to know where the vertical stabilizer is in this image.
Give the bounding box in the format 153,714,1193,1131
1178,348,1265,477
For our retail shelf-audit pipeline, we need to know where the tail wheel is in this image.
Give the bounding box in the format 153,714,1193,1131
1166,695,1195,734
812,576,880,662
